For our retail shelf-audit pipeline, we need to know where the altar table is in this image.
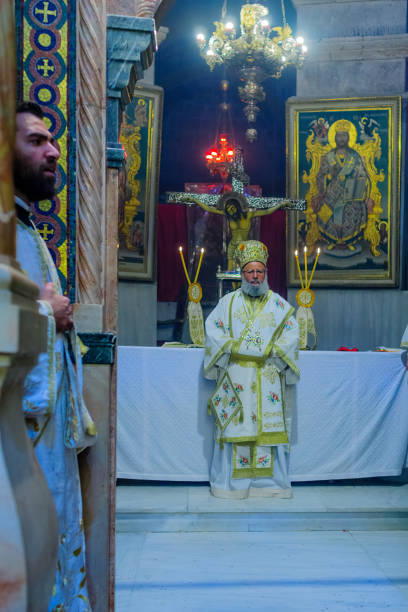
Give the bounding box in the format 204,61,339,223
117,347,408,482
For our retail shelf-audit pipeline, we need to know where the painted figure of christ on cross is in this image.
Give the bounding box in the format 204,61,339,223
167,152,306,270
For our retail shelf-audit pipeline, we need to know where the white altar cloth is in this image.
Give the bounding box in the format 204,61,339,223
117,347,408,481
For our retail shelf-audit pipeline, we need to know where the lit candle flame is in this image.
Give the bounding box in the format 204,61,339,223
178,246,191,285
294,249,304,289
304,246,308,287
307,248,321,288
194,248,205,283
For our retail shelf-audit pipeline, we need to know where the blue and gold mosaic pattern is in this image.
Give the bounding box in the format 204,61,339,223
16,0,76,300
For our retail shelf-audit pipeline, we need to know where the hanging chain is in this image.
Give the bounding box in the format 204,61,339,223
221,0,227,19
281,0,287,27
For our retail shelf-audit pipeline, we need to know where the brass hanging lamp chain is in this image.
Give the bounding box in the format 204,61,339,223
281,0,287,28
221,0,227,19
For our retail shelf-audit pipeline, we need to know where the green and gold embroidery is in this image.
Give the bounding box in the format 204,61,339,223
263,365,278,384
259,312,276,328
232,443,274,479
233,305,248,324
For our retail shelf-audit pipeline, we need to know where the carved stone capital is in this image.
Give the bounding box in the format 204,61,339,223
136,0,162,18
78,332,117,364
157,25,169,46
106,15,156,167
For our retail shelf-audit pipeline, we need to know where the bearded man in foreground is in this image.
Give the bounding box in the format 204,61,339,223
14,101,96,610
204,240,299,499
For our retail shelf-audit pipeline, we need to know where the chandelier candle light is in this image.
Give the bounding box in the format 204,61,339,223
178,246,206,346
196,1,307,141
294,247,320,350
205,133,235,180
205,79,237,180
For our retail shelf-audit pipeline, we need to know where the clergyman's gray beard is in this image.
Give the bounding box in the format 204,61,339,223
241,274,269,297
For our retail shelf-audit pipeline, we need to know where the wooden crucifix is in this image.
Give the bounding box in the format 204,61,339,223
167,149,306,270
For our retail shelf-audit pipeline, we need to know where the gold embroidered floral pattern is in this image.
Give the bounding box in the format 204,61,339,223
257,454,270,467
239,455,250,467
233,305,248,324
259,312,276,328
262,365,278,385
264,421,285,430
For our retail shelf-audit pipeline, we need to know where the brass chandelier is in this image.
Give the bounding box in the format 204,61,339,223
196,1,307,142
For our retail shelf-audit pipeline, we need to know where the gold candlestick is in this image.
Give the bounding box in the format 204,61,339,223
178,246,190,285
194,248,205,283
178,246,206,346
294,246,318,350
303,246,308,287
294,250,304,289
307,248,320,288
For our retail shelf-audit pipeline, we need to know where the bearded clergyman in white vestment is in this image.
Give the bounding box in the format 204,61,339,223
14,102,96,611
204,240,299,499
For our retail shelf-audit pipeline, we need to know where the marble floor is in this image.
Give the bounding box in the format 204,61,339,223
115,483,408,611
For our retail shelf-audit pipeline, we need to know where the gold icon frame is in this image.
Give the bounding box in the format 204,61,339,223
286,96,401,287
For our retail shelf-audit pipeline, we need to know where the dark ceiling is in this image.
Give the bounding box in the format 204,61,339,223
155,0,299,201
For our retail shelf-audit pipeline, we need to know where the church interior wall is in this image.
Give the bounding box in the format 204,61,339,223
292,0,408,351
117,67,158,347
117,0,408,351
117,41,160,347
297,0,407,38
118,282,158,346
288,288,408,351
297,59,407,98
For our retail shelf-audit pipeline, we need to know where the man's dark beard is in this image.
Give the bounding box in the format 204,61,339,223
13,157,57,202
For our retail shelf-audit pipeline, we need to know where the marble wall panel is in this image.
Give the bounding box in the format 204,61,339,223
118,282,157,346
297,59,406,97
294,0,407,39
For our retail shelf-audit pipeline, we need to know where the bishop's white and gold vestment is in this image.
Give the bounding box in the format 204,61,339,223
204,288,299,498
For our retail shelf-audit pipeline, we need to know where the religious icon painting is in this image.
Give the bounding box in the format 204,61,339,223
118,84,163,281
286,96,401,286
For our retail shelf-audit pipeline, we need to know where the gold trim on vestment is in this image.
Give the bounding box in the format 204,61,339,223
218,433,289,445
232,443,274,479
204,338,234,373
275,344,300,378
